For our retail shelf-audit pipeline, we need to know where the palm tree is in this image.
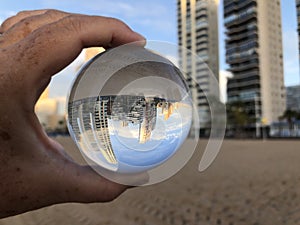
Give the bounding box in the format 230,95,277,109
226,101,255,137
279,109,300,131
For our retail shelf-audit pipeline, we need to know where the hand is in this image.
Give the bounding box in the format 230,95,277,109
0,9,145,218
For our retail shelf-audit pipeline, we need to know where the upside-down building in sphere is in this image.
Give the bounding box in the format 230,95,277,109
224,0,286,133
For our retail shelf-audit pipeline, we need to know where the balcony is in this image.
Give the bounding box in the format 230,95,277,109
226,51,258,65
227,79,260,89
196,29,208,38
233,70,259,80
196,62,209,71
198,51,209,58
226,20,257,36
226,30,258,43
196,36,209,45
233,74,260,84
196,21,208,29
196,1,208,10
226,40,258,53
228,84,260,94
197,49,209,56
196,14,208,22
196,72,209,79
227,55,252,65
224,0,257,15
229,61,259,72
197,98,209,105
227,57,258,66
225,7,257,27
197,42,209,50
196,9,207,19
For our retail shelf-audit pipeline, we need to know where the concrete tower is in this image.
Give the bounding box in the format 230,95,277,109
177,0,220,134
225,0,286,127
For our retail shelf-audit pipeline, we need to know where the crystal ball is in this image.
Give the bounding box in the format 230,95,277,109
67,44,192,174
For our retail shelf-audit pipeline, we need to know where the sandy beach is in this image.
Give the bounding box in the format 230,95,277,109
1,137,300,225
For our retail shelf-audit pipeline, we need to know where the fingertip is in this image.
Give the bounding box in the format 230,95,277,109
106,17,146,47
133,32,147,47
133,31,146,41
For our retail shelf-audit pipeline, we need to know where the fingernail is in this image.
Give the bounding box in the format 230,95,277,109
134,31,146,41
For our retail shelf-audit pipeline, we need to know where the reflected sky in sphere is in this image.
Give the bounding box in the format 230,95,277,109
109,104,192,173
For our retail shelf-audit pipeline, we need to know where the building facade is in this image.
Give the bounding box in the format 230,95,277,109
225,0,286,126
177,0,219,134
35,88,67,133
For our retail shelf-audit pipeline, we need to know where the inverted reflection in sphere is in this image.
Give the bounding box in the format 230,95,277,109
67,44,193,175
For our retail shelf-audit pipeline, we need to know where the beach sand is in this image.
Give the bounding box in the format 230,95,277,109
1,137,300,225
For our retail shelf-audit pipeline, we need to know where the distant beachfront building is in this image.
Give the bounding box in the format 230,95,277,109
35,88,66,132
177,0,220,134
225,0,286,126
286,85,300,112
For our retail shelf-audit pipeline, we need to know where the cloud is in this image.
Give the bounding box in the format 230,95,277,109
49,50,85,98
39,0,172,20
219,70,233,103
83,0,176,37
0,10,17,24
77,0,169,18
38,0,175,40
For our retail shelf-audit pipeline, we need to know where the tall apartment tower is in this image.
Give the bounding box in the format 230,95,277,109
177,0,219,133
225,0,286,126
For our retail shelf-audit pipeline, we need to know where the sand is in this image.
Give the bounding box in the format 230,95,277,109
1,137,300,225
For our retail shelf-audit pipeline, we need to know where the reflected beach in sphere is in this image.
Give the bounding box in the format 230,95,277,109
67,44,193,175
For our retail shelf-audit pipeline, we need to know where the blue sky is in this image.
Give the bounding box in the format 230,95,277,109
0,0,299,97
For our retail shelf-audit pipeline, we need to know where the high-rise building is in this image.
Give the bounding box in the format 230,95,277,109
225,0,286,126
177,0,220,133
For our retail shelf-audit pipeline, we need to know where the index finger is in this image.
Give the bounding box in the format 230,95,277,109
0,9,48,33
9,14,146,104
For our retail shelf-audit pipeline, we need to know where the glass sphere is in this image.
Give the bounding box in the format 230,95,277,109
67,44,192,175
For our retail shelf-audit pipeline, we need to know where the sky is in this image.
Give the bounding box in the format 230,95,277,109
0,0,299,98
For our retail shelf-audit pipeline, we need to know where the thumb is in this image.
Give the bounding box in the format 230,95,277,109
57,162,128,203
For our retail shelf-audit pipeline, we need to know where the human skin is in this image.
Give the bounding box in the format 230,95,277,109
0,9,145,218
